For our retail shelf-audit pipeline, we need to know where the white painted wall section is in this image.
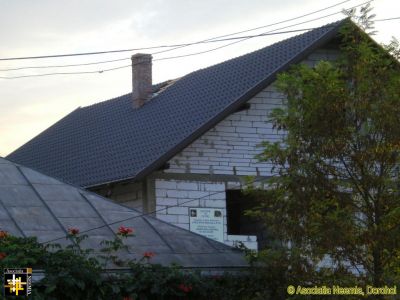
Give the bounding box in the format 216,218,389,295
155,178,258,250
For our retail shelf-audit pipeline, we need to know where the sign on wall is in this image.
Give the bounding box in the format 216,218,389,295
189,208,224,242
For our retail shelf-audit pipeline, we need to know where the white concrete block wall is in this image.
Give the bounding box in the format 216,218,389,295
165,49,339,177
155,179,257,249
96,48,339,250
165,83,283,177
156,179,226,233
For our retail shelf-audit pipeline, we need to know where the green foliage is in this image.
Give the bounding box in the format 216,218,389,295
248,12,400,292
0,231,271,300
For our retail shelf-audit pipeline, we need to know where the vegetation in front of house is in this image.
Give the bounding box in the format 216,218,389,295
246,5,400,299
0,229,272,300
2,6,399,300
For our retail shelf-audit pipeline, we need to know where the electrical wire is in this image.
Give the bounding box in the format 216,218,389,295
0,65,131,79
0,0,375,78
40,176,269,244
0,26,341,72
140,0,355,58
0,26,337,79
1,0,390,80
0,0,353,63
0,57,130,72
5,1,396,244
0,28,331,72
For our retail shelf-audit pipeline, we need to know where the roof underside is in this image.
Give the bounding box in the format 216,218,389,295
0,157,246,268
7,20,346,187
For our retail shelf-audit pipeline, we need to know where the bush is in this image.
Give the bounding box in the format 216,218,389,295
0,229,272,300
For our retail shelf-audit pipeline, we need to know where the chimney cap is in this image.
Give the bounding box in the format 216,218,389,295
131,53,152,65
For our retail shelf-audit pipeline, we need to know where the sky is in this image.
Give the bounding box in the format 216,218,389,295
0,0,398,156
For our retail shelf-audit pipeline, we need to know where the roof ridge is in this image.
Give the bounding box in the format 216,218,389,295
79,20,347,111
179,19,347,77
8,19,351,187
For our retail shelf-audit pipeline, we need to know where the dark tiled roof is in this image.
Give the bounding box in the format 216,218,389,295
7,20,346,187
0,157,246,268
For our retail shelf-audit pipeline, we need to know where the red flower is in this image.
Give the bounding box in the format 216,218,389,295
178,284,192,293
0,231,8,238
68,227,80,235
118,226,134,236
0,252,7,260
143,251,155,259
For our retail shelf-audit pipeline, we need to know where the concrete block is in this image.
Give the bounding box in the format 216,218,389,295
214,170,234,175
233,145,254,151
229,162,250,167
202,183,225,192
204,200,226,208
237,121,253,127
156,180,177,189
236,170,256,176
157,198,178,206
208,192,226,200
216,125,235,133
178,199,199,207
187,191,209,199
236,127,255,134
166,190,188,199
167,206,188,215
176,181,199,191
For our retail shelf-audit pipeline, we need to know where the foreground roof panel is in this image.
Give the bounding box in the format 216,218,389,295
0,157,247,268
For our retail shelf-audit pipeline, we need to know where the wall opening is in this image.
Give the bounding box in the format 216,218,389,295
226,189,260,236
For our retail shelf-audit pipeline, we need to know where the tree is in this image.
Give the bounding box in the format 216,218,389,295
249,15,400,292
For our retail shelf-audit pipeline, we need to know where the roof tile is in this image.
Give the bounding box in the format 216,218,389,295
8,20,345,187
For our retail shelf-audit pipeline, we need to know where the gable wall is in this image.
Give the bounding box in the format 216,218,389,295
153,48,339,249
164,49,338,176
96,48,339,250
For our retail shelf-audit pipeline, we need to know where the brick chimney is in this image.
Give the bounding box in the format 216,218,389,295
131,53,152,108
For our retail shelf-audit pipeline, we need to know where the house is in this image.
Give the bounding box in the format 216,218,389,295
7,19,348,250
0,157,247,269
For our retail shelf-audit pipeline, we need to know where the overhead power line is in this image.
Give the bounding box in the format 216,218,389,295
0,0,386,80
0,0,374,77
144,0,355,58
0,28,331,72
0,27,336,77
0,0,353,63
0,57,130,72
0,65,130,79
0,27,331,79
40,175,268,245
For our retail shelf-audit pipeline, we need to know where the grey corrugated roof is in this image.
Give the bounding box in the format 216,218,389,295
0,157,246,268
7,20,347,187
